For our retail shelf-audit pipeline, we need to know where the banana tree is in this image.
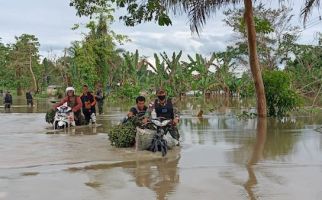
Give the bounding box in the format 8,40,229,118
159,51,184,96
122,50,150,86
213,49,239,96
149,53,169,89
187,53,216,98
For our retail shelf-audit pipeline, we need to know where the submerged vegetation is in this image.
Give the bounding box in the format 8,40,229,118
108,122,137,148
108,117,144,148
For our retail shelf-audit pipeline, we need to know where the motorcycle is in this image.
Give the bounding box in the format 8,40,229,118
53,103,75,129
147,117,179,156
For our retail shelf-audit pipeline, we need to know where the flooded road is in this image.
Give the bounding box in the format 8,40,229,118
1,98,322,200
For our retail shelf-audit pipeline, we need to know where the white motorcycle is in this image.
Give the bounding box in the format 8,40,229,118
53,103,75,129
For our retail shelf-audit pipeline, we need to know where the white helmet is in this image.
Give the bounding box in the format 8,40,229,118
65,87,75,93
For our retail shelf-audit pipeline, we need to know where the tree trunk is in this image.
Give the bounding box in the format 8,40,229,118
16,65,23,96
244,0,267,117
29,55,38,93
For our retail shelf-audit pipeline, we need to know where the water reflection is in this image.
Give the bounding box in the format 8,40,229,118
81,152,180,200
131,155,180,200
180,115,258,145
244,118,267,200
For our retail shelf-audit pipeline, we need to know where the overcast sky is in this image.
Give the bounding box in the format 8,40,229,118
0,0,321,58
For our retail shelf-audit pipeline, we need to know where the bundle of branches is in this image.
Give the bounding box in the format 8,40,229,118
45,109,56,124
108,116,150,148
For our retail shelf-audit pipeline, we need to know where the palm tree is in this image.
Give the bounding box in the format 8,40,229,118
163,0,266,117
243,0,266,117
301,0,321,24
164,0,321,117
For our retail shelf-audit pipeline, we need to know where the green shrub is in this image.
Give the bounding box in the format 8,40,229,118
108,123,136,147
114,83,141,100
239,73,255,98
263,70,302,117
108,117,143,148
45,109,55,124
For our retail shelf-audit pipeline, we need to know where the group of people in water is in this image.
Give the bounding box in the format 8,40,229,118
52,86,180,131
1,90,33,111
2,85,180,135
52,84,104,125
127,88,180,126
126,87,180,140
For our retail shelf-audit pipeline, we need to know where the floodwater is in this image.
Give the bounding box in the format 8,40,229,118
1,97,322,200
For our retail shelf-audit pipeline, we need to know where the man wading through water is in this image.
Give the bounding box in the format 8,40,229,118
4,91,13,111
95,83,104,115
26,90,33,107
80,85,96,124
128,96,148,118
143,88,180,140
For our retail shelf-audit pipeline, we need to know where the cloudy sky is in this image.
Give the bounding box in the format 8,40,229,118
0,0,321,58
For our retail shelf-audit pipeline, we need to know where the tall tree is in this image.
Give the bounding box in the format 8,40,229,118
285,39,322,99
0,39,11,89
224,4,300,69
244,0,266,117
7,34,40,95
69,13,128,89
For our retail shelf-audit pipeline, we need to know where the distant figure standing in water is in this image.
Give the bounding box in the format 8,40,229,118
95,83,104,115
26,90,33,107
4,91,12,111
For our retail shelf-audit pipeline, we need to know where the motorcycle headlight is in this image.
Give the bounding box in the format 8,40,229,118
152,119,171,127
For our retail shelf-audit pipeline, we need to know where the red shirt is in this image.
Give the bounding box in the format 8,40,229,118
55,96,82,112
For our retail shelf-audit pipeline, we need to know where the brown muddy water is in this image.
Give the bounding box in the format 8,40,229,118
1,97,322,200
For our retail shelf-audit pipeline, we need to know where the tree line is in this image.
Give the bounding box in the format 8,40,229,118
0,4,321,116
